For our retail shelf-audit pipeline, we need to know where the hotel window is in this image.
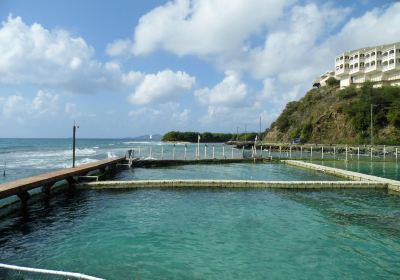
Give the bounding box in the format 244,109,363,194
360,54,365,58
336,66,340,70
389,50,395,54
354,63,359,68
377,60,382,65
371,52,376,56
383,52,388,56
360,62,364,68
366,54,370,58
350,65,353,69
345,56,349,59
377,51,382,55
397,59,400,63
355,54,359,58
340,64,343,69
371,61,376,66
350,57,353,61
345,64,349,69
389,59,394,64
397,49,400,53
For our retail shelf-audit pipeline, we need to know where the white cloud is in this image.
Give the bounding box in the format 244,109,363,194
112,0,292,57
0,90,59,120
128,70,195,104
106,39,131,57
194,70,248,107
0,15,125,93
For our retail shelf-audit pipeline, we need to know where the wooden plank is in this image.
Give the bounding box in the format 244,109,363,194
0,157,125,199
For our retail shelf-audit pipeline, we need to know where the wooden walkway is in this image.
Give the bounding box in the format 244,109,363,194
0,157,126,204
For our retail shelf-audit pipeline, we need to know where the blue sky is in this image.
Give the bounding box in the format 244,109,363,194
0,0,399,138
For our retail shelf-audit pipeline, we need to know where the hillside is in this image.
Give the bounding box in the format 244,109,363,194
264,82,400,145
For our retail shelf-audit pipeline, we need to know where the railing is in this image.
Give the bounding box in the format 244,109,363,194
0,263,104,280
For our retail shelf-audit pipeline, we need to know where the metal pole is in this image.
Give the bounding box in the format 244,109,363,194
173,144,175,160
72,124,76,168
371,147,373,161
357,147,360,161
321,146,324,159
222,145,225,158
396,148,398,160
345,145,348,161
333,147,336,159
383,145,386,161
212,145,215,159
161,146,164,160
184,145,187,160
138,146,141,157
232,147,234,159
259,116,262,141
301,146,303,158
150,146,152,158
269,146,271,157
289,146,292,158
279,146,282,158
261,145,263,158
310,146,313,159
370,104,373,146
204,145,207,159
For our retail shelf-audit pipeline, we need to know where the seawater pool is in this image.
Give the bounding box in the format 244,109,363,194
1,188,400,279
114,163,341,181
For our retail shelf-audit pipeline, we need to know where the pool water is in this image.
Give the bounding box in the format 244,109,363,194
114,163,341,181
312,160,400,181
1,188,400,280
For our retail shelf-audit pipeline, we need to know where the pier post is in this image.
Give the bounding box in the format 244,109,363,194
204,145,207,159
232,147,234,159
173,145,175,160
322,146,324,159
222,145,225,158
279,146,282,159
345,145,348,161
212,145,215,159
66,177,76,189
357,147,360,161
333,147,336,159
161,146,164,160
41,183,53,198
396,148,398,161
269,146,271,157
371,147,373,161
17,191,30,208
289,146,292,158
261,146,263,158
310,146,313,159
138,147,141,158
184,145,187,160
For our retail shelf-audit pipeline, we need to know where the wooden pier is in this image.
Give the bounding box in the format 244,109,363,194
0,157,126,206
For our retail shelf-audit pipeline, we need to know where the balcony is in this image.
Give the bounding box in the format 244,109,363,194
365,65,381,73
335,68,349,76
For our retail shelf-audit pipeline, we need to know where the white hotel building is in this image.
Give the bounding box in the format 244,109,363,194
315,42,400,88
334,42,400,88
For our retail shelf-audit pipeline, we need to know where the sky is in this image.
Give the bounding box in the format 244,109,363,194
0,0,399,138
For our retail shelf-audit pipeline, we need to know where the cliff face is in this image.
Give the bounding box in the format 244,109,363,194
264,84,400,145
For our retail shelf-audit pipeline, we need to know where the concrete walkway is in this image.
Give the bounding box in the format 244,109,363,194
283,160,400,192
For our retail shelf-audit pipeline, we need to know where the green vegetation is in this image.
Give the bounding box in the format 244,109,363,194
265,84,400,145
162,131,258,143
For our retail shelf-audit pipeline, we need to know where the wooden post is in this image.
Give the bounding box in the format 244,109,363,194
41,183,53,198
17,191,30,208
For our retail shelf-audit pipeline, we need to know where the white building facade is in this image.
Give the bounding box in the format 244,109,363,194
334,42,400,89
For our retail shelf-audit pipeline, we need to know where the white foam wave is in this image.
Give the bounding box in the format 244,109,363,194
107,152,117,158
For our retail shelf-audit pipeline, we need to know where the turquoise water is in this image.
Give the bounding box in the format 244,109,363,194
115,163,341,181
311,160,400,181
1,188,400,279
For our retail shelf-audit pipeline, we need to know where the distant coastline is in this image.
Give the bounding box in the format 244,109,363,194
162,131,258,143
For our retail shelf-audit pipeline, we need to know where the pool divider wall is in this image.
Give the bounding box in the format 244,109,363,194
283,160,400,192
78,180,386,190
